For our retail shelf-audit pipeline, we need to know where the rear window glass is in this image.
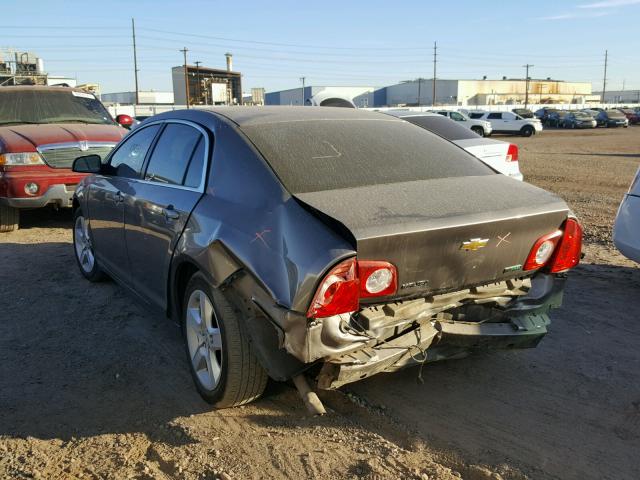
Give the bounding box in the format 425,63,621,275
403,115,478,140
241,119,492,194
469,112,484,119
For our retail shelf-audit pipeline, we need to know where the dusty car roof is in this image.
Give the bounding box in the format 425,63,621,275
202,106,400,127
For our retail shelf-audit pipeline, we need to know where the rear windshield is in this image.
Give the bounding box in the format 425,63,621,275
0,89,113,126
241,118,493,194
402,115,479,141
608,110,625,118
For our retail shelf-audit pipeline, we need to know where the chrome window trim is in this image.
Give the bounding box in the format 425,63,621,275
107,119,210,194
37,141,118,153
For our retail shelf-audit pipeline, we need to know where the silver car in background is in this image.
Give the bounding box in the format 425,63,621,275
385,111,523,181
614,167,640,263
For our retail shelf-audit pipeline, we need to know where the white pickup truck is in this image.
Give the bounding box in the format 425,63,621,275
433,110,493,137
468,111,543,137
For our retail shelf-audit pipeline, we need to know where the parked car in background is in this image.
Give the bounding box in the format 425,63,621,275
561,111,597,129
0,86,128,232
71,107,581,407
614,166,640,263
512,108,534,118
618,108,638,124
629,109,640,124
595,109,629,128
432,110,493,136
386,111,522,180
534,107,558,125
472,111,543,136
546,111,570,128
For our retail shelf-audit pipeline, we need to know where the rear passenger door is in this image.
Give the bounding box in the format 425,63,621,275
486,112,504,130
124,121,209,309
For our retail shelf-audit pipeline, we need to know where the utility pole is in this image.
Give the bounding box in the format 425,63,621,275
417,77,422,106
131,18,139,105
432,41,437,107
180,47,189,108
601,50,608,104
523,64,534,109
194,61,202,105
300,76,305,106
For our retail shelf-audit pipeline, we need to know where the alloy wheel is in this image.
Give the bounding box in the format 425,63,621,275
74,215,95,273
185,289,223,391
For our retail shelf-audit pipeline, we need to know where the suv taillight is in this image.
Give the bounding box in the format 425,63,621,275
306,258,397,318
506,144,519,162
523,218,583,273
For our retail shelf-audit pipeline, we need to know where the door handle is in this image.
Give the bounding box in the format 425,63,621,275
163,206,180,221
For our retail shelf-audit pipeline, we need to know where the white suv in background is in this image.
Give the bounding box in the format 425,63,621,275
433,110,493,137
468,111,543,137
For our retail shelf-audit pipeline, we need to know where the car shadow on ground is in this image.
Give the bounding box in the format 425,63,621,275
16,207,73,230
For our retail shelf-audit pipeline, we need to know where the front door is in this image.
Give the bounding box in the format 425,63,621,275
88,124,161,282
124,121,208,310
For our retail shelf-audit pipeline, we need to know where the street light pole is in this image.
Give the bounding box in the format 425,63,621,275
180,47,189,108
523,64,534,109
300,76,306,106
194,61,202,105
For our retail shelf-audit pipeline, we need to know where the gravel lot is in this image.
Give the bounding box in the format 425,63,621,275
1,127,639,480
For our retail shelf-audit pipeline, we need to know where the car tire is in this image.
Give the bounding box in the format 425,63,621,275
521,125,535,137
471,126,484,136
182,272,268,408
0,205,19,232
73,209,105,282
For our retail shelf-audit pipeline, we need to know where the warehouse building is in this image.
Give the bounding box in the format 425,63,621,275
594,89,640,104
265,85,376,108
266,78,595,108
101,90,174,105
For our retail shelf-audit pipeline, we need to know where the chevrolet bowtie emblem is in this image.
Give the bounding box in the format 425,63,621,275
460,238,489,251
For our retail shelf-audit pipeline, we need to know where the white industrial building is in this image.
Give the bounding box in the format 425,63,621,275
100,90,174,105
266,78,597,108
594,89,640,104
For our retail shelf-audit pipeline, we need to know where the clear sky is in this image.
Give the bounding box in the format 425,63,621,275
1,0,639,94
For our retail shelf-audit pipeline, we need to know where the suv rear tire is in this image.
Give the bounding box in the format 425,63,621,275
0,205,19,232
521,125,535,137
182,272,267,408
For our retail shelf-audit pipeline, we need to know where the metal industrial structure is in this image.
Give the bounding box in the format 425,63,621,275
171,54,242,106
0,49,46,86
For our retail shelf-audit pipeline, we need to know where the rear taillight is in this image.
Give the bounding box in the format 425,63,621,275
306,258,397,318
523,218,583,273
506,144,519,162
358,261,398,298
548,218,583,273
523,230,563,271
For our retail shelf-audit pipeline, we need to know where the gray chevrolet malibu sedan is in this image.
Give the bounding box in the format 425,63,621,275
72,107,582,409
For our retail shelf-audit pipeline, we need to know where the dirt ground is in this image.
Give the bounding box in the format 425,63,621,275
1,127,639,480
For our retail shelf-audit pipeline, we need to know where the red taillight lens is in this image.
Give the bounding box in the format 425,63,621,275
307,258,398,318
306,258,359,318
548,218,583,273
506,144,519,162
523,230,563,271
358,261,398,298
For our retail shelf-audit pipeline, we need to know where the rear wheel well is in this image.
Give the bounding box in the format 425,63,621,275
173,261,200,321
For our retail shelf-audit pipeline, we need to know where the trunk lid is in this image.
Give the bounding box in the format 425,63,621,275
295,174,569,300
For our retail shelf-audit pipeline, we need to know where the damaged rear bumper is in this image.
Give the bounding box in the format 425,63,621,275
279,273,565,389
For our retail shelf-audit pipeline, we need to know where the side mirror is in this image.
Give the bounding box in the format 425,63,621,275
72,155,103,174
115,114,134,129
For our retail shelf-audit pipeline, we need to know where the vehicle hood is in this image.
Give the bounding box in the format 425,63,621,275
0,123,126,153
